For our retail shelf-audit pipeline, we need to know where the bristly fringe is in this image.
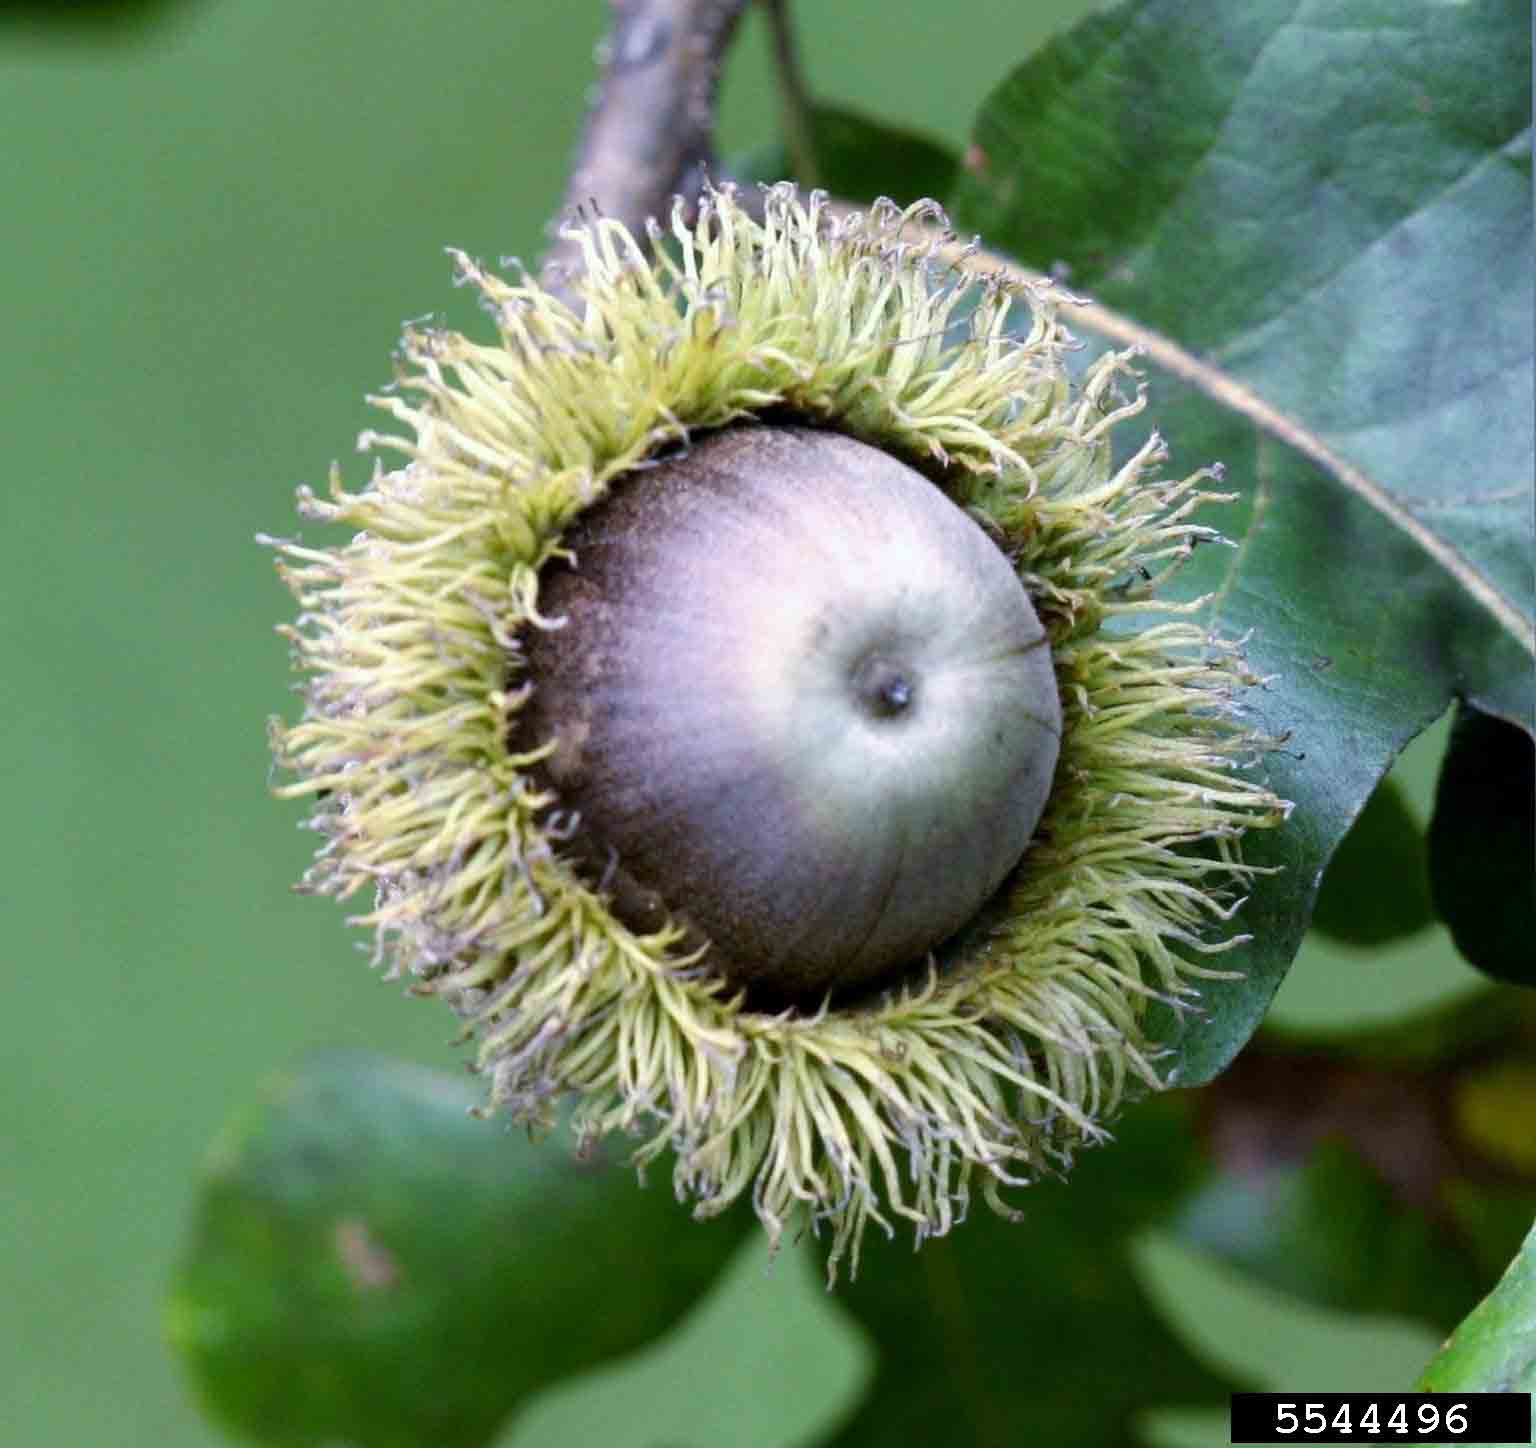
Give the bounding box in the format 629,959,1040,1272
269,183,1288,1280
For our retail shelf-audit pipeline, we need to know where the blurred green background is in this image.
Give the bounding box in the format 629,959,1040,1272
1,2,1509,1445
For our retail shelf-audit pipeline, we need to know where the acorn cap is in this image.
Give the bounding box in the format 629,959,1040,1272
520,424,1062,1000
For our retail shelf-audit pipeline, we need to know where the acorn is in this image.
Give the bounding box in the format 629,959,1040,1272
517,422,1062,1003
269,185,1287,1275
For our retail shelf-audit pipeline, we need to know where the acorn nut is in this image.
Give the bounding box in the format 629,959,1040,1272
521,424,1062,1001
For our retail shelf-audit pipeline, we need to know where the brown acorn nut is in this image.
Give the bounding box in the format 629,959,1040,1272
519,424,1063,1001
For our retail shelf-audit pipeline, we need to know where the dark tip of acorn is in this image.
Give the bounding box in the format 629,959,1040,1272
516,424,1063,1004
853,655,916,719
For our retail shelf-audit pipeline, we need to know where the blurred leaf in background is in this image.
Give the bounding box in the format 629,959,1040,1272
1428,705,1536,987
168,1053,753,1448
502,1236,871,1448
1309,778,1435,950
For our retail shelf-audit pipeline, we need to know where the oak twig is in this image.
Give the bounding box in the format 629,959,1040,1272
540,0,751,297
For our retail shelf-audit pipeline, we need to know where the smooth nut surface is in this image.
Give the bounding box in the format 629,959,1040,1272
519,424,1062,999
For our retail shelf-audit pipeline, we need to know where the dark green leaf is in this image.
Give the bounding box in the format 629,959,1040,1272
1429,703,1536,987
166,1053,749,1448
949,0,1535,1083
1418,1216,1536,1395
1311,779,1433,948
803,103,957,205
824,1098,1242,1448
732,103,957,205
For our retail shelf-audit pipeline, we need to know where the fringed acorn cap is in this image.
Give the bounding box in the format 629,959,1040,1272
268,184,1288,1277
